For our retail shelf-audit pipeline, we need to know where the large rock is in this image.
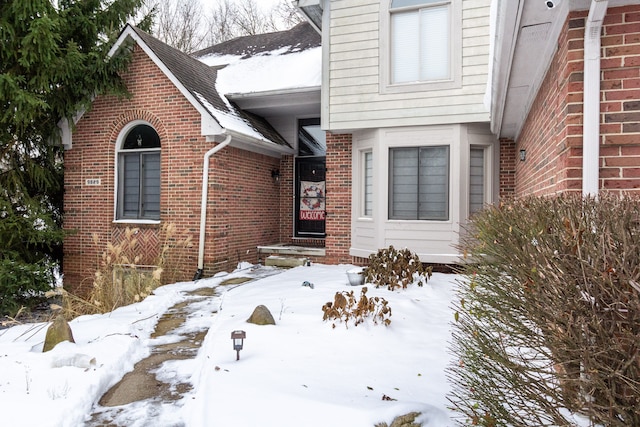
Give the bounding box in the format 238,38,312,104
375,412,421,427
246,305,276,325
43,315,75,352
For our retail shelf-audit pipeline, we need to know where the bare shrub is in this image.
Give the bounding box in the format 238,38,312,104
363,245,432,290
448,194,640,426
322,287,392,328
60,223,192,319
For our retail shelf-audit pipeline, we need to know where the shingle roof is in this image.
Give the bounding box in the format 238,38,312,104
191,22,320,60
132,27,229,113
128,26,295,148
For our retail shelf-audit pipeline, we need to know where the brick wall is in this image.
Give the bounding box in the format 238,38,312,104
499,139,516,198
509,5,640,197
279,155,294,242
324,132,352,264
64,44,282,293
600,5,640,192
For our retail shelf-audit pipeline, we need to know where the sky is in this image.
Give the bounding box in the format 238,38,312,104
0,263,459,426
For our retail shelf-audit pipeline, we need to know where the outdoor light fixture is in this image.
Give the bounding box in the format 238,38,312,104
231,330,246,361
519,149,527,162
271,169,280,183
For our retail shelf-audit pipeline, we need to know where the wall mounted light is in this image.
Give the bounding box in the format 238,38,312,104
231,330,246,360
271,169,280,183
519,149,527,162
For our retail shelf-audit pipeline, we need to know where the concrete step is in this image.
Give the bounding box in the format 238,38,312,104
264,255,309,268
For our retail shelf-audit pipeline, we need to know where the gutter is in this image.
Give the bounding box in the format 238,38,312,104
583,0,608,197
193,133,232,280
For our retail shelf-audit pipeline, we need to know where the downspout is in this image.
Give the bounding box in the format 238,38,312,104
193,133,232,280
582,0,608,197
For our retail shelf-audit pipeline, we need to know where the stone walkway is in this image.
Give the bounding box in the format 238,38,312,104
85,266,282,427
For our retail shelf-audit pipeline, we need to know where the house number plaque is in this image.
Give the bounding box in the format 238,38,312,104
85,178,101,186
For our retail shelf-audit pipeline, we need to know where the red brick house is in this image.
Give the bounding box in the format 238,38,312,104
64,1,640,291
488,0,640,197
62,23,326,292
64,1,499,291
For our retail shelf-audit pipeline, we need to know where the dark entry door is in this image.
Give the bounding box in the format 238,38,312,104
295,156,326,237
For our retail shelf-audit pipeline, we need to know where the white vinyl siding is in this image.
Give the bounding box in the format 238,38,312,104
389,146,449,220
391,3,450,83
469,147,485,214
325,0,491,131
364,151,373,216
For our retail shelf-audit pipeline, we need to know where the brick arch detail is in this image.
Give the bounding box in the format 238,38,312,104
108,110,166,267
108,110,168,146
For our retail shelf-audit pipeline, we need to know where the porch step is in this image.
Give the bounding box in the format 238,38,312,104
257,244,325,257
264,255,309,268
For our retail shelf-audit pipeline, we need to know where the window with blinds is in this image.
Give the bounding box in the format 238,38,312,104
364,151,373,216
469,147,485,215
389,146,450,220
117,124,161,220
390,0,451,84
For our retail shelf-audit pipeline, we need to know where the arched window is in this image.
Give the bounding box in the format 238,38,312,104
116,124,161,220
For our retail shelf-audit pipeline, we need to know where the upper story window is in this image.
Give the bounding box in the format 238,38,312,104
391,0,451,84
116,124,161,221
382,0,460,93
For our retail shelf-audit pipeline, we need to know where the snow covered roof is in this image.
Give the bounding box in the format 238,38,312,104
192,22,322,108
103,23,322,155
128,26,298,153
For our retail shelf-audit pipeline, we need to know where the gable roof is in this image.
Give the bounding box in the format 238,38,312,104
104,24,311,155
131,26,229,114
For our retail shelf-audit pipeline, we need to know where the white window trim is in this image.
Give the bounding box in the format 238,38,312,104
113,120,161,223
379,0,462,94
386,135,454,224
361,150,374,219
388,145,451,221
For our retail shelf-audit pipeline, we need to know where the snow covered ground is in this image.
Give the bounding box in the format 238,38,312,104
0,263,458,427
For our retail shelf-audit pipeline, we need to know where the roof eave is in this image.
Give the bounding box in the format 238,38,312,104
294,0,323,33
227,87,321,116
222,129,294,158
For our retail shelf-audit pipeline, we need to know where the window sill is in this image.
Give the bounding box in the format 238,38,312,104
380,78,460,95
113,219,161,225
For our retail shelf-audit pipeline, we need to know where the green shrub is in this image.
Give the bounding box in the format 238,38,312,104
0,256,56,317
448,194,640,426
322,287,392,328
364,245,432,290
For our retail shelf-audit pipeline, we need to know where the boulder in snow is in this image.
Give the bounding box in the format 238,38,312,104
43,315,75,352
246,305,275,325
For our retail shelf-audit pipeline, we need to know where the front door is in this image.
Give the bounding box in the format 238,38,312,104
295,156,326,237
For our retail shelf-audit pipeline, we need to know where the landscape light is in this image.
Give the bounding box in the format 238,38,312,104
231,330,246,361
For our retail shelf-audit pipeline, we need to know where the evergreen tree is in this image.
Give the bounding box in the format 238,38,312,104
0,0,151,316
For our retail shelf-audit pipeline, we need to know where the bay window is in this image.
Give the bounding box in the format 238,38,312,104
389,146,450,220
363,151,373,217
469,147,486,214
